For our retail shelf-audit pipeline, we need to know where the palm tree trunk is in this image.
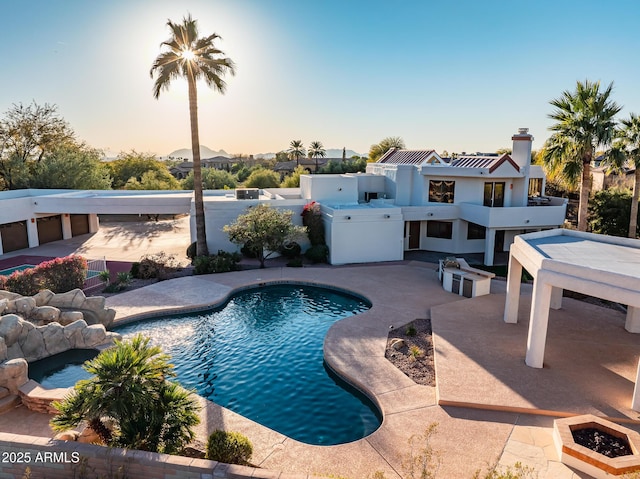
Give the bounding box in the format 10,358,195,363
187,69,209,256
578,158,591,232
629,167,640,238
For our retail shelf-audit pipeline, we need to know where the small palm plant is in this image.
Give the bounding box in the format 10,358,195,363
50,335,200,454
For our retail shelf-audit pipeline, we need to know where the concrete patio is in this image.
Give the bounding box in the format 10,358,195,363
1,221,638,478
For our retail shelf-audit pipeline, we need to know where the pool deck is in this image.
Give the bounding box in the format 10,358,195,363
2,218,638,478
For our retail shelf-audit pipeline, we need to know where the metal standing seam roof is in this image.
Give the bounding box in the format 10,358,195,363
377,149,437,165
450,154,520,173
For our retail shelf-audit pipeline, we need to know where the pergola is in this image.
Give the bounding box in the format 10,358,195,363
504,229,640,371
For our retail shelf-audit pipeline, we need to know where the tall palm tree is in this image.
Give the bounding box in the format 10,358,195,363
288,140,305,167
150,14,236,256
540,80,621,231
605,113,640,237
308,141,326,172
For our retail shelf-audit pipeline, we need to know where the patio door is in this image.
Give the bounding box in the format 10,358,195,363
484,182,505,207
407,221,421,249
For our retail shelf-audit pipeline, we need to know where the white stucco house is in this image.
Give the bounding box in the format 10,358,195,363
0,129,567,265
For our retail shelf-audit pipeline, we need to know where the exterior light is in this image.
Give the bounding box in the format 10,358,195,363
384,214,391,219
525,219,530,223
427,212,434,217
345,216,351,220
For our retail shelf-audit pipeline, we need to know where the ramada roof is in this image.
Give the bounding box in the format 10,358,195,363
377,148,437,165
450,154,520,173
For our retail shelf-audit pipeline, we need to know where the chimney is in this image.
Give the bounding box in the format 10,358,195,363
511,128,533,170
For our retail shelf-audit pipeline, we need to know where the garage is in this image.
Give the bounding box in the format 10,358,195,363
0,221,29,252
37,215,63,245
70,214,90,236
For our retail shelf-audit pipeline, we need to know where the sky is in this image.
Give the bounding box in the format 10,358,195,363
1,0,640,158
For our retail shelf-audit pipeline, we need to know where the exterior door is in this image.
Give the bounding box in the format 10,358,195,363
37,215,63,245
408,221,421,249
484,182,505,207
494,230,505,252
70,214,90,236
0,221,28,252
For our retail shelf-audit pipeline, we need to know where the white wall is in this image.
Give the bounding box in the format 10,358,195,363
323,205,403,264
300,175,358,204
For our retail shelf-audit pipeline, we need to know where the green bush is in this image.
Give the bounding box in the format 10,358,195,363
186,242,197,261
405,325,417,337
286,258,303,268
589,187,639,237
205,430,253,465
304,244,329,263
0,255,87,295
280,241,301,258
240,241,259,259
301,202,326,246
193,251,241,275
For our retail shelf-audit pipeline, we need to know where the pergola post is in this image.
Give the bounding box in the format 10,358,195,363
633,358,640,412
525,277,553,368
504,254,522,324
626,307,640,333
550,287,563,310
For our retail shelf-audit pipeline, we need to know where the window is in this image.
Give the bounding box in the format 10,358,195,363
483,182,505,207
427,221,453,239
528,178,543,197
364,192,378,202
467,222,486,240
429,180,455,203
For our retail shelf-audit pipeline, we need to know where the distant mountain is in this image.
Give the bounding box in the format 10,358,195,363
165,146,230,160
255,148,364,160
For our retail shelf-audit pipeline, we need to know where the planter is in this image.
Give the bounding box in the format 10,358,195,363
553,414,640,478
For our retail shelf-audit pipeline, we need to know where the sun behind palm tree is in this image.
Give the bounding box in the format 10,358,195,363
150,14,236,256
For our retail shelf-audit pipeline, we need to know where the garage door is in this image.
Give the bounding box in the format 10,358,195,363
0,221,29,252
70,214,90,236
37,215,63,245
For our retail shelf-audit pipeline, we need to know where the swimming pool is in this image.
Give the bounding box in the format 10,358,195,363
110,284,380,445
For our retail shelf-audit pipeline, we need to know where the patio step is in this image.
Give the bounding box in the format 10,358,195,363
0,394,20,414
0,386,9,400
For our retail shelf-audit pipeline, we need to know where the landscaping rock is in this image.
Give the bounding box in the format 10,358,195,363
33,290,55,307
0,338,6,362
0,358,28,394
0,299,7,315
7,297,36,316
21,329,45,362
390,338,405,350
59,311,84,326
54,431,79,441
0,314,22,346
81,324,107,347
0,291,20,301
42,323,70,357
29,306,60,324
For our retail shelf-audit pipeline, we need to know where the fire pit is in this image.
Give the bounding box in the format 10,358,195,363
554,415,640,478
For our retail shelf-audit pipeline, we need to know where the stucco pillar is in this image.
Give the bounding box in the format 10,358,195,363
626,307,640,333
504,254,522,323
61,214,72,239
525,277,553,368
484,229,496,266
633,358,640,411
88,214,100,233
27,219,39,248
550,287,563,310
0,233,4,255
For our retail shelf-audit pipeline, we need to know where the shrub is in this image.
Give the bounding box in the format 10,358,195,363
130,262,140,278
134,252,180,280
280,241,301,259
301,201,326,246
405,325,417,337
1,256,87,295
186,242,197,261
193,251,241,275
304,244,329,263
205,430,253,465
240,242,259,259
286,258,303,268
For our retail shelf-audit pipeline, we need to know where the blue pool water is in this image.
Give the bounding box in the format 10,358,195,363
112,284,380,445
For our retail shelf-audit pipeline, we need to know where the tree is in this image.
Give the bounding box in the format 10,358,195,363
588,188,638,237
540,80,621,231
224,204,306,268
124,169,180,190
30,144,112,189
107,150,172,189
151,14,236,256
51,335,200,454
281,165,307,188
605,113,640,237
182,168,237,190
0,102,76,189
368,137,406,162
308,141,326,172
288,140,305,167
243,167,280,188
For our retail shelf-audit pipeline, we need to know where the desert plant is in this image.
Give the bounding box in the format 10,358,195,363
134,252,180,280
472,462,536,479
205,430,253,465
405,325,417,337
186,241,198,261
409,345,424,360
402,423,441,479
116,271,132,285
51,335,200,455
98,269,111,285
